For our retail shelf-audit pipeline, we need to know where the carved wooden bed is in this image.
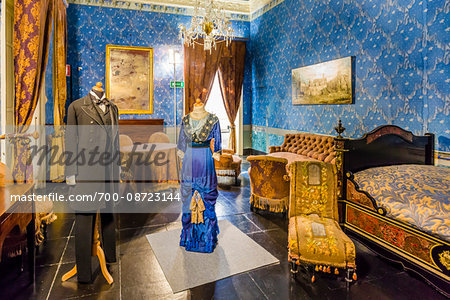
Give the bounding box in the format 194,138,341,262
334,123,449,297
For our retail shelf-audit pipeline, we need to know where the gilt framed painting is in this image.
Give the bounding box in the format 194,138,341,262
106,45,153,114
292,56,354,105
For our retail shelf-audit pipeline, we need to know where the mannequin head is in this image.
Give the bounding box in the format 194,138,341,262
194,98,204,108
92,82,105,98
191,98,208,119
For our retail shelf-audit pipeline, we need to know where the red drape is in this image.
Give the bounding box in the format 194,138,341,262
218,41,246,153
13,0,53,182
184,40,224,114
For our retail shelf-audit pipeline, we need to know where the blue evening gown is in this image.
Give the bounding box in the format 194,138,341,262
177,112,222,253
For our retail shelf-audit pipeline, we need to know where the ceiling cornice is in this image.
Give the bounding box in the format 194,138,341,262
67,0,285,21
144,0,251,15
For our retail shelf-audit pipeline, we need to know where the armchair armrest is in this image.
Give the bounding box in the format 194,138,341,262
222,149,234,155
269,146,282,153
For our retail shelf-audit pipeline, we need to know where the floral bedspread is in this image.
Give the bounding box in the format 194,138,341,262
353,165,450,241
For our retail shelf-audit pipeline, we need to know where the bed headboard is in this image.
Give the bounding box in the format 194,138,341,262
341,125,434,174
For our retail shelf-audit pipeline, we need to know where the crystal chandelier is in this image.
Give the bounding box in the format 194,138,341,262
179,0,234,52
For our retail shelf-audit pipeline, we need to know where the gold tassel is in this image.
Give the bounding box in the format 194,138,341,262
334,268,339,275
311,275,315,283
319,265,323,272
353,272,357,281
315,265,319,272
327,266,331,273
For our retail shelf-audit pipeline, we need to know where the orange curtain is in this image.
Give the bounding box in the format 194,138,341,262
13,0,53,182
184,40,224,114
218,41,246,153
50,0,67,182
53,0,67,126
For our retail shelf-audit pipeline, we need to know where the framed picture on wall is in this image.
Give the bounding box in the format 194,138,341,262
292,56,354,105
106,45,153,114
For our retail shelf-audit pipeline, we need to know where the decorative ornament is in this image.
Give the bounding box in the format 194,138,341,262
439,250,450,270
334,119,346,139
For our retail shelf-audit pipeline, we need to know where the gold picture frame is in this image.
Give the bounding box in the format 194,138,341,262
105,45,153,114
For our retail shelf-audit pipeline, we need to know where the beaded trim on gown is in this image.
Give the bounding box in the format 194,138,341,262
177,112,222,253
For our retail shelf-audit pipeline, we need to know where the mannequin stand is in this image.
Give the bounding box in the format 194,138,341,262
62,212,113,284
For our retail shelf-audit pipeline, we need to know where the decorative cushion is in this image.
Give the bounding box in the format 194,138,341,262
289,214,356,268
289,161,339,220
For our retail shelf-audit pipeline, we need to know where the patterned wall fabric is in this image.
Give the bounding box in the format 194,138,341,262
45,4,250,126
249,0,449,152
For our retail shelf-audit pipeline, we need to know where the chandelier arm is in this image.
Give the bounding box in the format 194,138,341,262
179,0,234,51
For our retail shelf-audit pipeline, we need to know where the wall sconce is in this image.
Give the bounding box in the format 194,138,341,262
169,49,181,65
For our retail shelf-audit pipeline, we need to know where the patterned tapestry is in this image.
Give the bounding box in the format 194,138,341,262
45,4,250,127
249,0,449,153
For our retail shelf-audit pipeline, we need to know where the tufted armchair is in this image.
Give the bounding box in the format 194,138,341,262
269,133,336,165
247,155,290,214
288,160,357,283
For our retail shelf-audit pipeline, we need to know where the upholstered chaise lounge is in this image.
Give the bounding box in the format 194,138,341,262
288,161,357,283
248,132,336,213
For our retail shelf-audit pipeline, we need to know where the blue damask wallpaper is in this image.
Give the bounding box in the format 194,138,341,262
45,4,250,126
249,0,449,152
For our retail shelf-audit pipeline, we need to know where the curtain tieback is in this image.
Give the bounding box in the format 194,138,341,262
190,190,205,224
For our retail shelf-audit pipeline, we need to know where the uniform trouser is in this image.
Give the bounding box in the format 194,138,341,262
74,212,116,283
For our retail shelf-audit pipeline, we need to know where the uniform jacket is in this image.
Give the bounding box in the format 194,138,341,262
65,93,120,212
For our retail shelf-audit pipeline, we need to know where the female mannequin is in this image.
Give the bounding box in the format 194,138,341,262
177,98,222,253
190,98,209,120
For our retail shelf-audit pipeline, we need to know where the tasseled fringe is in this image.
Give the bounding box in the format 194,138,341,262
250,194,288,213
216,170,236,176
6,246,23,258
35,230,45,245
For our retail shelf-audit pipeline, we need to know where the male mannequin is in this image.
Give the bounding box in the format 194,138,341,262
65,82,120,283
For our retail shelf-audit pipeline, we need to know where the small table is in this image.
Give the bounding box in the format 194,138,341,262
120,143,180,191
0,183,36,282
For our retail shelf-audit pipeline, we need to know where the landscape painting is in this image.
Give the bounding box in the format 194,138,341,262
106,45,153,114
292,57,353,105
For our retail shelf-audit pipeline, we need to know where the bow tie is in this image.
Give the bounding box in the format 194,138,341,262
94,98,110,106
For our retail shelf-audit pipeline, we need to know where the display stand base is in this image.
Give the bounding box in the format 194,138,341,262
62,212,113,285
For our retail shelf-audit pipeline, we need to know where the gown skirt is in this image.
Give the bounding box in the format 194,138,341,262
179,145,219,253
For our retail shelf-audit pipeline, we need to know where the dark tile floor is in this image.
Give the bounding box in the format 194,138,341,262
0,160,446,300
